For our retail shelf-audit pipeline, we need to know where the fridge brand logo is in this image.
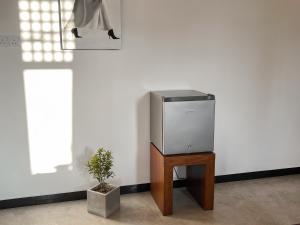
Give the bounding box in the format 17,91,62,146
186,144,192,152
185,110,196,114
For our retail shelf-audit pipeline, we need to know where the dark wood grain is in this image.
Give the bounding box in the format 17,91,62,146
150,143,166,214
150,143,215,216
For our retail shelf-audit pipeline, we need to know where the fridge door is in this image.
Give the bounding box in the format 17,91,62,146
163,100,215,155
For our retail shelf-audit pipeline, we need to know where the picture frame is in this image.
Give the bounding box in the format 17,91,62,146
58,0,121,50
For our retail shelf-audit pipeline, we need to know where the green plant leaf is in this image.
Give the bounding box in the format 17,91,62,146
87,147,114,185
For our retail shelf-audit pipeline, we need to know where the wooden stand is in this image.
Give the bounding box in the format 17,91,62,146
150,143,215,216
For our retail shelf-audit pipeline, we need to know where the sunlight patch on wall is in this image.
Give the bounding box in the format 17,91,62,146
18,0,74,62
23,69,73,174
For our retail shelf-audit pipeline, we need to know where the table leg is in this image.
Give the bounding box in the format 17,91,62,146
187,157,215,210
150,144,174,216
163,164,173,216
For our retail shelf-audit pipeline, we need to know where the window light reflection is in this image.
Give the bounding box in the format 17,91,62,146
18,0,74,63
23,69,73,174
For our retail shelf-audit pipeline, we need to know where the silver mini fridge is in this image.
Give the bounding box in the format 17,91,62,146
150,90,215,155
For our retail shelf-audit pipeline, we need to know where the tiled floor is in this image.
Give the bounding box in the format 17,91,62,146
0,175,300,225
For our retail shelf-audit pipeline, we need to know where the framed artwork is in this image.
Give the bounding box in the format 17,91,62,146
59,0,121,50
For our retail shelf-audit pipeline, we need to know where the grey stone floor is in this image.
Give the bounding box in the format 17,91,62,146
0,175,299,225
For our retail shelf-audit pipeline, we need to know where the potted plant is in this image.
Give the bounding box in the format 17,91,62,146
87,147,120,218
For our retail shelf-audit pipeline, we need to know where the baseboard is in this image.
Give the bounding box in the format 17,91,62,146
0,191,87,210
120,183,150,194
1,167,299,209
215,167,300,183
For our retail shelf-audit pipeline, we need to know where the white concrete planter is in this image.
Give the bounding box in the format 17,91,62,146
87,184,120,218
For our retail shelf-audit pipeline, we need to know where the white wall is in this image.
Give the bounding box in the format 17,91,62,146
1,0,300,200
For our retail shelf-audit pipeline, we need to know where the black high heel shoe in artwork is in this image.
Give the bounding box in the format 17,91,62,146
108,29,119,39
71,28,82,38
